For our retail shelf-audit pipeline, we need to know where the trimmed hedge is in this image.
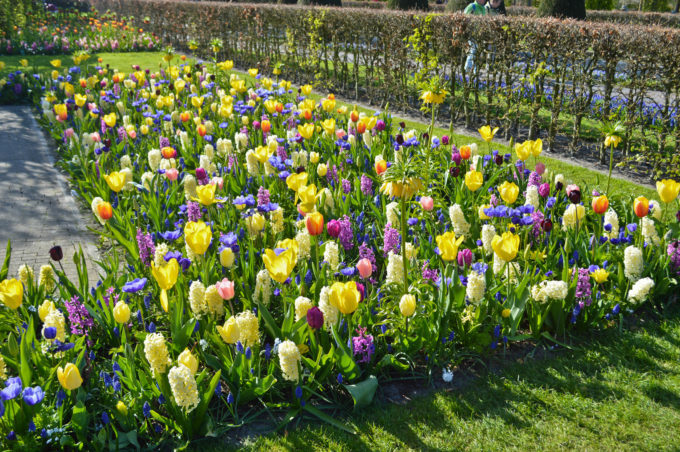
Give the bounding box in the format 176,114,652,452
85,0,680,177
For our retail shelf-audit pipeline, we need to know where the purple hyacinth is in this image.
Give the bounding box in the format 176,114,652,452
338,215,354,251
575,268,592,305
528,171,541,187
159,136,170,149
421,261,440,283
360,174,373,196
668,241,680,275
383,224,401,256
341,179,351,194
351,327,375,364
326,165,338,185
117,127,126,143
530,210,545,240
136,229,155,267
65,295,94,336
257,186,270,207
187,201,202,222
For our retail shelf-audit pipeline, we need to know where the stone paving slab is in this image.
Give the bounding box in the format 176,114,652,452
0,106,100,288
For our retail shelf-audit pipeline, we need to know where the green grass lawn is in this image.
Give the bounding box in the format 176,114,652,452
192,308,680,451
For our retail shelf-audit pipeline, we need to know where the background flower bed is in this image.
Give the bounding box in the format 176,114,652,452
86,0,680,180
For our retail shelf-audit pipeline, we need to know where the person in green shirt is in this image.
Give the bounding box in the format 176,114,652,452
464,0,487,72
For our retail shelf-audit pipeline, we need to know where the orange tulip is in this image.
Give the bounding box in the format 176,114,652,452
460,145,471,160
375,159,387,175
357,121,366,134
180,111,191,122
634,196,649,218
161,146,177,159
350,110,359,123
197,124,207,137
591,195,609,215
306,212,324,236
261,120,271,133
97,202,113,221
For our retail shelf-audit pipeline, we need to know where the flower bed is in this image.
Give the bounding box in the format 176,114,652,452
0,52,679,447
0,9,160,55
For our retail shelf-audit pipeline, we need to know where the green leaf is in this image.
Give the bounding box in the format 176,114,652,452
19,317,34,386
258,301,282,339
72,400,89,443
343,375,378,410
331,325,360,381
375,353,409,371
302,405,356,435
0,240,10,281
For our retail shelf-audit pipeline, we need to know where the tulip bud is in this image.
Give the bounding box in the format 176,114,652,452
113,301,131,324
542,219,553,232
57,363,83,390
216,278,235,300
634,196,649,218
591,195,609,215
494,154,503,166
356,258,373,279
49,245,63,261
566,184,581,204
451,152,462,166
420,196,434,212
457,249,473,267
399,294,416,317
306,212,324,236
326,219,340,238
306,306,324,330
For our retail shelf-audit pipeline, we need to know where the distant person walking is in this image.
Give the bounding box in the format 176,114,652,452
464,0,487,73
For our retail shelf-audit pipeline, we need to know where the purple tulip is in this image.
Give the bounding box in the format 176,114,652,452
306,307,324,330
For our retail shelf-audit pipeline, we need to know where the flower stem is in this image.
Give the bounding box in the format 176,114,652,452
401,195,409,296
606,144,614,196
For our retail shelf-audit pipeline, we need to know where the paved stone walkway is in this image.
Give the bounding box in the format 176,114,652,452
0,106,99,287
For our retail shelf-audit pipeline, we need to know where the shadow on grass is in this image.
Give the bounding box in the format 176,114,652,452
190,309,680,451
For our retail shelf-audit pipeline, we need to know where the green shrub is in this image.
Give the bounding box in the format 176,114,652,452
299,0,342,5
641,0,670,12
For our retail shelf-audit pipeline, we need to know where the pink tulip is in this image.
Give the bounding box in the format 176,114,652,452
457,249,473,268
64,128,75,139
127,130,137,140
91,132,101,143
356,258,372,279
211,177,224,189
336,129,346,139
535,162,546,175
165,168,179,181
216,278,235,300
420,196,434,211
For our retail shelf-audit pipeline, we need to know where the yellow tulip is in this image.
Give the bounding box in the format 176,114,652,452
116,401,128,416
217,316,240,344
656,179,680,204
103,113,116,128
478,125,499,143
276,238,299,258
301,84,312,96
178,348,199,375
478,204,491,220
185,221,212,255
104,172,126,193
286,172,308,192
194,184,217,205
220,247,235,268
262,248,297,284
322,118,336,136
19,59,28,68
399,294,416,317
498,181,519,205
317,163,328,178
515,142,531,161
590,268,609,284
39,300,55,321
436,231,465,261
0,61,4,71
310,152,320,164
217,60,234,71
248,68,258,77
297,184,318,214
321,97,336,112
491,232,520,262
113,301,131,324
74,93,87,107
191,96,204,108
464,170,484,192
57,363,83,390
0,278,23,310
298,123,314,140
329,281,360,315
529,138,543,157
253,145,271,164
246,212,266,236
151,259,179,312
